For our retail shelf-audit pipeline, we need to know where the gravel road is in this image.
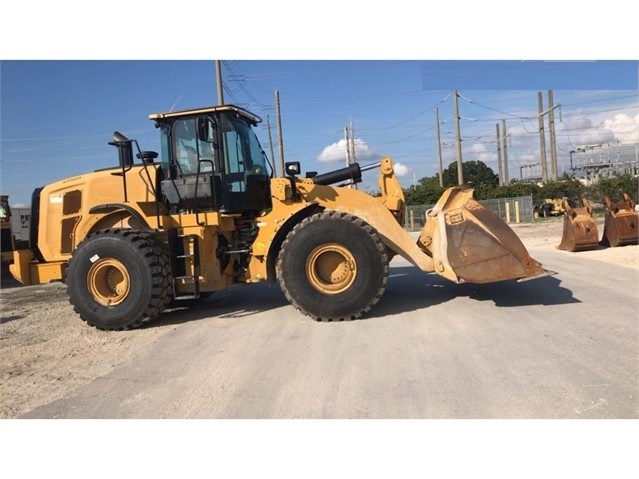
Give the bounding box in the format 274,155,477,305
1,217,637,420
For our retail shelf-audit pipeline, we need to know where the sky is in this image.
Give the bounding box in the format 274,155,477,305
1,59,637,206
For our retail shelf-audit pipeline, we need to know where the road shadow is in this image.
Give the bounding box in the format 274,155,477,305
0,314,24,324
0,272,23,289
368,266,579,319
146,265,578,328
146,282,289,329
0,261,579,329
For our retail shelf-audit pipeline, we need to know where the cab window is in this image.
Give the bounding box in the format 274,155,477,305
172,118,213,175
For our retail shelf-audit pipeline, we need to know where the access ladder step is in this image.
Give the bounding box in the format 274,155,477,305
172,294,200,301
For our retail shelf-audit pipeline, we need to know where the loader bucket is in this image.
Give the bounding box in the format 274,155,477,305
557,199,599,252
418,185,551,284
600,193,639,247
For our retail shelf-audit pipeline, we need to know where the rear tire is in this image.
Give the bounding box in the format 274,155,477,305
277,211,389,321
66,229,172,330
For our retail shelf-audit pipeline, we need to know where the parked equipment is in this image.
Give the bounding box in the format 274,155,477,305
557,198,599,252
533,198,566,218
0,195,16,267
600,193,639,247
9,206,31,248
9,104,551,330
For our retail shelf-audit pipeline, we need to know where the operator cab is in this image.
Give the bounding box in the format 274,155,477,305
150,105,272,214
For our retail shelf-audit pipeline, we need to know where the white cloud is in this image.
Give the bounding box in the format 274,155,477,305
468,142,496,164
393,162,409,177
602,113,639,145
564,110,616,146
317,138,377,163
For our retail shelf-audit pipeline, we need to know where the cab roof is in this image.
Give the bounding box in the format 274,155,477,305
149,104,262,124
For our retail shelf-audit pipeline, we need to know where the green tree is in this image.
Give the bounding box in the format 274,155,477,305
401,161,637,209
404,176,444,205
587,174,638,202
538,179,586,205
442,160,499,189
490,182,540,201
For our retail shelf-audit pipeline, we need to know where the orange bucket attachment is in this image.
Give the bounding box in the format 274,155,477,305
600,193,639,247
418,185,551,284
557,199,599,252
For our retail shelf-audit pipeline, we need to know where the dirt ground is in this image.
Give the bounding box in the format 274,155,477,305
0,217,637,419
509,217,639,269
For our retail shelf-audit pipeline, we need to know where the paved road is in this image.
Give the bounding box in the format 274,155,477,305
21,246,638,419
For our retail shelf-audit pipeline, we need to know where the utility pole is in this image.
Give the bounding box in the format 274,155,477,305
344,127,351,166
453,90,463,185
496,123,503,186
344,121,356,188
349,119,356,164
502,120,509,184
275,90,285,175
548,90,558,181
436,107,443,187
215,60,224,106
538,91,548,183
266,115,276,176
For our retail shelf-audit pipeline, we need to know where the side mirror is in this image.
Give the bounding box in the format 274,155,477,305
285,161,301,177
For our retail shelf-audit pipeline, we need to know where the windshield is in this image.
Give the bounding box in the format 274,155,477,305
219,113,268,183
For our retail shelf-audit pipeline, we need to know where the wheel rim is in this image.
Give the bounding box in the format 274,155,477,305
87,258,131,306
306,243,357,294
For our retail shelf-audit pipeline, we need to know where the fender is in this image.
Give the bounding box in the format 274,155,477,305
263,203,323,284
88,203,156,234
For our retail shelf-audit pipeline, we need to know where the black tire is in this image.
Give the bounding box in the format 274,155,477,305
66,229,172,330
277,211,389,321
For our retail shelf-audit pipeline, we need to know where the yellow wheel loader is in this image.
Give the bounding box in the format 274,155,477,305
533,198,566,218
9,104,550,330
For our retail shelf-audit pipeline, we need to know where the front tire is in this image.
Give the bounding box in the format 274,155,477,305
66,229,172,330
277,211,389,321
